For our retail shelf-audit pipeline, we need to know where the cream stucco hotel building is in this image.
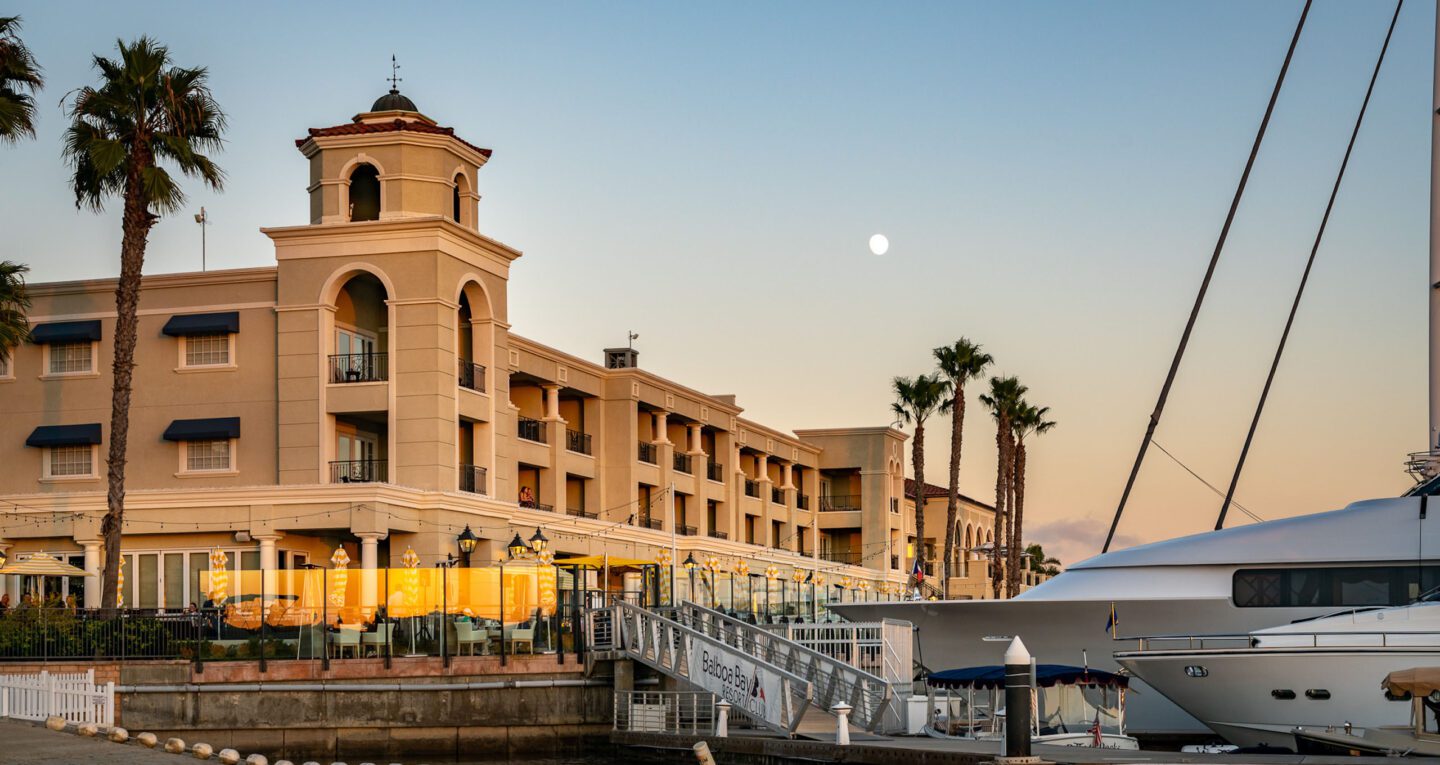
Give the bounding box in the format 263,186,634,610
0,89,1000,609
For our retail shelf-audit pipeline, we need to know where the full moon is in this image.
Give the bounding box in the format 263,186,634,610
869,234,889,256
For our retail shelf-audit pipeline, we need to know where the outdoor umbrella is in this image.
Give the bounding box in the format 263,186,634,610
0,552,92,577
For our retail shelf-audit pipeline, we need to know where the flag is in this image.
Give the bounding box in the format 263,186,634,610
911,556,924,585
1104,602,1118,638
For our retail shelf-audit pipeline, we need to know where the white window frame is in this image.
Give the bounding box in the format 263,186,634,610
176,332,236,372
176,437,238,477
42,444,99,481
0,348,12,381
42,341,98,379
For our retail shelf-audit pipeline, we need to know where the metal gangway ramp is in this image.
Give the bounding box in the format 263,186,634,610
589,600,894,735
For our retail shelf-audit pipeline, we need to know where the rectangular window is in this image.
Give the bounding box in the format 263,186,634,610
48,445,94,477
48,341,92,375
184,333,230,367
0,351,11,378
185,439,232,472
164,553,185,610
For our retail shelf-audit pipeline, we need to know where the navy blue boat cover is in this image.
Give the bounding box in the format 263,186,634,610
926,664,1128,689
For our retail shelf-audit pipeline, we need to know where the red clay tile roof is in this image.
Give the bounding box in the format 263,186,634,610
297,119,493,158
905,478,995,511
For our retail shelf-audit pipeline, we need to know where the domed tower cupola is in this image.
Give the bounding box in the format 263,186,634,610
295,61,491,228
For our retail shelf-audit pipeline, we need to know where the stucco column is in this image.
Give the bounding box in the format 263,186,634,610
79,540,101,609
357,532,384,615
781,462,793,490
687,424,703,455
654,411,671,444
543,384,562,420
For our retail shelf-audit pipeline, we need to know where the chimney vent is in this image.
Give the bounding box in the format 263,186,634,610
604,347,639,369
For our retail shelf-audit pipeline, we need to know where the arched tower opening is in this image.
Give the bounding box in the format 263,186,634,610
348,164,381,222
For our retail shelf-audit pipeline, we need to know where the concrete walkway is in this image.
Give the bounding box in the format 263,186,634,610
0,719,177,765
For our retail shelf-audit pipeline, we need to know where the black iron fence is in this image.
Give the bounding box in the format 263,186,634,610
517,416,545,443
459,464,487,494
707,462,724,481
0,608,205,661
820,494,861,512
458,360,486,392
744,479,759,497
673,453,692,474
771,487,784,504
637,441,657,464
797,493,810,510
566,429,591,455
329,353,388,383
331,459,386,483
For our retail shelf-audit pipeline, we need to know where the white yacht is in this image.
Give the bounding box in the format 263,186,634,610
832,494,1440,736
1114,595,1440,750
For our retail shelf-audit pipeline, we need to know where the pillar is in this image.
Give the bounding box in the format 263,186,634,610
357,532,384,614
79,540,101,609
688,424,703,454
543,383,561,421
654,411,671,444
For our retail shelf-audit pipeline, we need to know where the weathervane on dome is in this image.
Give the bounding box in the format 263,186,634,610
388,54,402,92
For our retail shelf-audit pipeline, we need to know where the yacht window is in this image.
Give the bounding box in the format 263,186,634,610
1271,690,1296,700
1234,571,1282,607
1305,689,1330,700
1234,566,1426,608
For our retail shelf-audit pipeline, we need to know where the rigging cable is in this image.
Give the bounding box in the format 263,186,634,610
1102,0,1313,553
1215,0,1404,530
1152,440,1264,524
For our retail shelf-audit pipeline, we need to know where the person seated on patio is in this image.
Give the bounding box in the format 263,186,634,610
0,593,10,617
518,486,537,508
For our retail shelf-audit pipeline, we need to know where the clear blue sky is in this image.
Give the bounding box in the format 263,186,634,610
2,1,1432,565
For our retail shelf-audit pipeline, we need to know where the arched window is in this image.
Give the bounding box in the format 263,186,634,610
349,164,380,222
452,175,463,222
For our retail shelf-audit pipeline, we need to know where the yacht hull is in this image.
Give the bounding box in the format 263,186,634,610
832,596,1342,735
1115,648,1427,749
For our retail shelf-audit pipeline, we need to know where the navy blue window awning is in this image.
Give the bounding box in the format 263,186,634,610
30,320,101,345
26,423,103,448
162,417,240,442
162,312,239,337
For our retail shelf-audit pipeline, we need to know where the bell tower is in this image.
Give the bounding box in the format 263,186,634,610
295,83,491,228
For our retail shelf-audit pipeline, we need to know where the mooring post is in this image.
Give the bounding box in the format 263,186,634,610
693,741,717,765
715,699,730,738
832,701,852,746
1004,636,1032,760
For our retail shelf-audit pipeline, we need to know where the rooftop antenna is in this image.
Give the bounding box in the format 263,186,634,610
193,207,208,271
388,54,402,92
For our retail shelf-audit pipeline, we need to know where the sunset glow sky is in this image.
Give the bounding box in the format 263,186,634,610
2,1,1432,567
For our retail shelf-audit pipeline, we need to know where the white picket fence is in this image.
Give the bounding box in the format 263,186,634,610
0,669,115,726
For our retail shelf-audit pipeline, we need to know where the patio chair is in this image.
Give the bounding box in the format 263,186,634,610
505,625,534,654
330,628,361,659
362,623,395,657
454,621,487,656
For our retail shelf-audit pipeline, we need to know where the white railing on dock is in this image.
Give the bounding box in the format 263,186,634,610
1126,630,1440,653
0,669,115,726
614,690,717,734
775,619,913,685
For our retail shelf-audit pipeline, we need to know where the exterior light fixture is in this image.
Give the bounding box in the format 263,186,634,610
456,525,479,555
507,533,528,560
683,553,698,572
528,527,549,554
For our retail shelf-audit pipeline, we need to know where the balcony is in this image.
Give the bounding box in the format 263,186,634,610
566,507,598,519
638,441,657,464
891,497,900,514
707,462,724,482
821,551,862,565
636,516,663,531
329,353,387,384
566,429,592,455
457,359,486,393
678,525,698,536
330,459,386,483
820,494,861,512
771,487,784,504
673,453,692,474
797,493,810,510
519,496,554,513
517,416,545,443
744,479,759,498
459,464,487,495
708,530,728,540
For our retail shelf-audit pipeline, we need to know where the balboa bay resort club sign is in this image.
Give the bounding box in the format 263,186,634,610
687,641,784,728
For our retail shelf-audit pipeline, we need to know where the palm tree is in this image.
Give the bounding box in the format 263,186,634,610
0,16,43,143
979,375,1025,598
892,373,947,589
933,339,992,597
0,261,30,364
1023,542,1061,577
63,38,225,610
1007,402,1055,595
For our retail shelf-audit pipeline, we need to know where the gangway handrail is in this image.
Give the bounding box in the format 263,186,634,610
674,601,895,732
605,600,816,735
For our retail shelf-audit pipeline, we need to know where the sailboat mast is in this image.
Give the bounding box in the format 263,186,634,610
1429,0,1440,452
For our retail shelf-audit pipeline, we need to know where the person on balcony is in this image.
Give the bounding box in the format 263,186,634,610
519,486,536,508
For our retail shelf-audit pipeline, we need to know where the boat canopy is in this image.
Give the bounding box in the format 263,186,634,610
928,664,1129,690
1382,667,1440,696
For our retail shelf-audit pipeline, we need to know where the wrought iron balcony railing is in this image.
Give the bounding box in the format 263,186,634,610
821,551,862,565
744,479,759,497
566,429,592,455
797,493,809,510
330,459,386,483
517,416,545,443
673,453,692,474
329,353,387,383
638,441,657,464
708,530,728,540
459,464,487,495
566,507,598,519
678,525,698,537
771,487,784,504
458,359,486,392
820,494,861,512
706,462,724,482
